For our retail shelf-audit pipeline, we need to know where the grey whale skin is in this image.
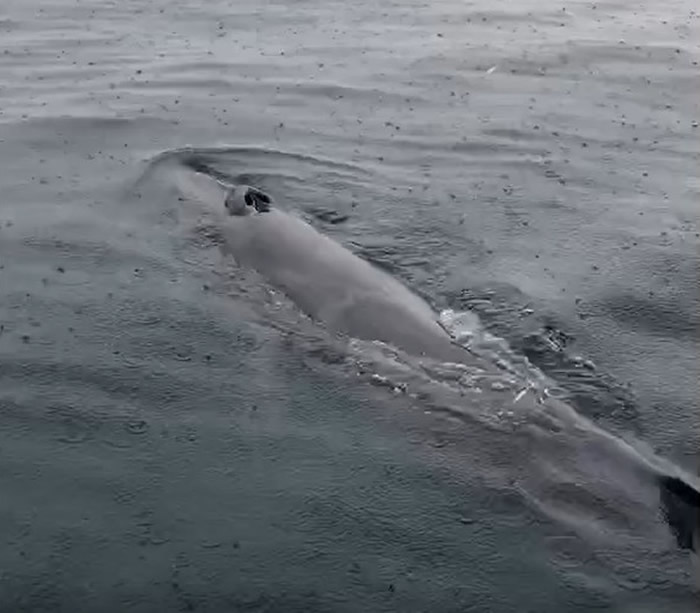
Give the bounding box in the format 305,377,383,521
221,183,470,364
215,179,699,556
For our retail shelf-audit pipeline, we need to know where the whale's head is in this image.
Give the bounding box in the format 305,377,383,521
224,185,272,216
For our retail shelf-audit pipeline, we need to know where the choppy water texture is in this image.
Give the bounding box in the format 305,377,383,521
1,0,699,611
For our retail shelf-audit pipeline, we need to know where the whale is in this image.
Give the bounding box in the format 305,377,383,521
164,159,700,558
218,182,700,555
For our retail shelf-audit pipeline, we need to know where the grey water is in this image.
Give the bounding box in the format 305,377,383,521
0,0,698,611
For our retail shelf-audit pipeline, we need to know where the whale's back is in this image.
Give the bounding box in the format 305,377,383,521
221,209,466,362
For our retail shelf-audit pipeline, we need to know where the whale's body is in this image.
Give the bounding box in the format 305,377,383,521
220,206,467,363
178,173,699,556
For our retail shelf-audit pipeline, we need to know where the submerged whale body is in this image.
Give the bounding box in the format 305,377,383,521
220,183,700,556
172,160,699,558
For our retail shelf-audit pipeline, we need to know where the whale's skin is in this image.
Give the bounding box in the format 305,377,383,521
220,204,466,363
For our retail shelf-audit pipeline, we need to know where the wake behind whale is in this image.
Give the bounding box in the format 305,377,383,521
143,149,700,564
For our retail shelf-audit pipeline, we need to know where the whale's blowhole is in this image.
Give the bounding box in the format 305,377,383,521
225,185,272,216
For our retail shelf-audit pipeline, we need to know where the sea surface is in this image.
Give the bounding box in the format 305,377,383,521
0,0,698,611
